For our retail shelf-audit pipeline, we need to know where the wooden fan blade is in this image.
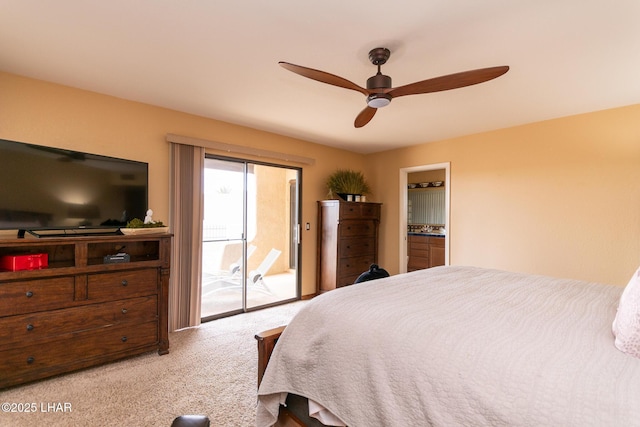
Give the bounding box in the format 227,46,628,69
354,106,377,128
388,66,509,99
279,62,369,96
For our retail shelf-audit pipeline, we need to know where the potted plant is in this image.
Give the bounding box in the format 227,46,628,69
326,169,371,201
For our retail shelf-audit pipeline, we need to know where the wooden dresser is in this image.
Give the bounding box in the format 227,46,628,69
317,200,381,292
0,233,171,388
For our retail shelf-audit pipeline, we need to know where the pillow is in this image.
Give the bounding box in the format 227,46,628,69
612,267,640,358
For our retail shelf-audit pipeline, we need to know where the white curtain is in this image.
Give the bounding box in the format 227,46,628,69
169,143,205,331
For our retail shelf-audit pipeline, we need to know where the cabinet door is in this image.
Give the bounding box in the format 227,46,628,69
429,245,445,267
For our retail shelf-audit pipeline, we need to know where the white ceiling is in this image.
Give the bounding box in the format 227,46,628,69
1,1,639,153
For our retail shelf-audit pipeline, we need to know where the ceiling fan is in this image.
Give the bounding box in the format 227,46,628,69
279,47,509,128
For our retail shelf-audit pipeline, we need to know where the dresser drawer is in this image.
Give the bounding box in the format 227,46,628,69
0,320,158,387
338,269,372,287
410,248,429,258
408,256,429,270
409,235,429,250
339,237,375,257
88,269,158,302
429,237,445,247
338,255,375,280
0,277,75,316
339,202,380,219
340,220,377,237
0,296,158,348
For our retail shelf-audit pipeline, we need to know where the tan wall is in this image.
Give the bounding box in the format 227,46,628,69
366,104,640,285
0,71,366,296
408,169,446,184
2,71,638,289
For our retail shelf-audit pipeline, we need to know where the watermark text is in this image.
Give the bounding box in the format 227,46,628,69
2,402,72,413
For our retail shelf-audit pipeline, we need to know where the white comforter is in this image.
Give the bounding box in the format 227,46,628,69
257,266,640,427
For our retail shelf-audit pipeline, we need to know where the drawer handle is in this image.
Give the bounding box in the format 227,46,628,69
26,324,34,332
121,308,128,314
121,336,128,342
121,280,128,286
26,291,34,298
27,356,35,364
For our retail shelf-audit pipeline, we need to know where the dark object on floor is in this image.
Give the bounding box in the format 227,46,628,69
354,264,390,283
171,415,210,427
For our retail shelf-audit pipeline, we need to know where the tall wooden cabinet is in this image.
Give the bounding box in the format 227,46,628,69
0,233,171,388
317,200,381,292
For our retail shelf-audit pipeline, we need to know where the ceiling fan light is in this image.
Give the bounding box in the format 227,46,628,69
367,93,392,108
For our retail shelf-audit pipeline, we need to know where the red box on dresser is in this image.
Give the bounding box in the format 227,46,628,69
0,253,48,271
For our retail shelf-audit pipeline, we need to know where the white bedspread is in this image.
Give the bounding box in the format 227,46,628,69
257,266,640,426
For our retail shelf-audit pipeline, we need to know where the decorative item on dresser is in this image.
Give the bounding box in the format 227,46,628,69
325,168,371,201
316,200,381,292
0,233,171,388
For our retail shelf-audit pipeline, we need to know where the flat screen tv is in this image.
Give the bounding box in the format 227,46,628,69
0,138,148,237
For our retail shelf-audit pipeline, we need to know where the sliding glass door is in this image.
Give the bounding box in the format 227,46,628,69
200,157,300,320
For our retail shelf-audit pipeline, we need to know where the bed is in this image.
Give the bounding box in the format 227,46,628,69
256,265,640,427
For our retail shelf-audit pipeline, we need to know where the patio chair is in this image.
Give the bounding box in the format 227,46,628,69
202,247,281,296
247,248,282,293
201,243,256,287
229,244,257,276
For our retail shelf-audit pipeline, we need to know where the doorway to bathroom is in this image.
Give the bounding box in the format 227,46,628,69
399,163,450,273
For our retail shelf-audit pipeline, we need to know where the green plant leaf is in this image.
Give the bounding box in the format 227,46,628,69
326,169,371,197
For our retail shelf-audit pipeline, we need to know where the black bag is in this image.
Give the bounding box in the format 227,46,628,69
354,264,390,283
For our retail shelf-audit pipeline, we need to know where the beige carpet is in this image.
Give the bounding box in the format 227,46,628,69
0,301,306,427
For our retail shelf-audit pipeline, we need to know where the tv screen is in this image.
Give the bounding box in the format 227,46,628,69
0,138,148,236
